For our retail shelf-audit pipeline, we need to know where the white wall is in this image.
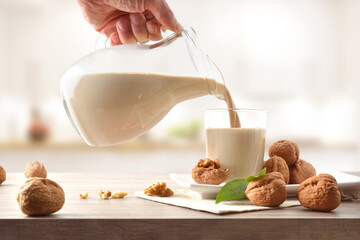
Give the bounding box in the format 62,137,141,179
0,0,359,148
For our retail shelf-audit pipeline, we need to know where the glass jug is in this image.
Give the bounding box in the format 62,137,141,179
60,27,226,147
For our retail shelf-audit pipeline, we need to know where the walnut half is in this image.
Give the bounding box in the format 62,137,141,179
192,158,229,185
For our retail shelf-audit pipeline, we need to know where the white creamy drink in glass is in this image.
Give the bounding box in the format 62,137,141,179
205,109,267,180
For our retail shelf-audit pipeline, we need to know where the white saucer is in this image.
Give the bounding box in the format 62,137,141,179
170,170,360,199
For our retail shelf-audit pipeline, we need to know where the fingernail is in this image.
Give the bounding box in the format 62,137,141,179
110,34,120,44
117,19,130,32
175,23,183,32
130,14,142,25
145,14,154,21
148,23,157,34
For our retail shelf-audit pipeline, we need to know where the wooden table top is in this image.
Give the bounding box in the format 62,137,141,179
1,172,359,239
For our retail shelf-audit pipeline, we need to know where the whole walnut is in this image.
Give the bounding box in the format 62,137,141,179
268,140,299,167
25,161,47,178
289,159,316,184
0,165,6,184
245,172,287,207
263,156,290,184
16,178,65,216
297,174,341,212
192,158,229,185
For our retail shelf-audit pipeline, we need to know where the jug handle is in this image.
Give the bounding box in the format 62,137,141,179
148,31,182,49
94,31,182,50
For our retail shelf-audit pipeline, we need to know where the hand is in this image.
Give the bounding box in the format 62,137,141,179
77,0,183,45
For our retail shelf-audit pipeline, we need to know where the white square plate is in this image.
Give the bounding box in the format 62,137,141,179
170,170,360,199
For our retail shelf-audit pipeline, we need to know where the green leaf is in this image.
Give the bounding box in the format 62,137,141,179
215,168,267,204
245,167,267,182
215,179,248,204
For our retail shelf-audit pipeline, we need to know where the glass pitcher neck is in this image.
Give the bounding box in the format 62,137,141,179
147,27,227,100
182,28,226,100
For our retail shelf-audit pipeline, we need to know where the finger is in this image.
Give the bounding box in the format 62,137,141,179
146,20,162,41
109,32,122,46
129,13,149,44
116,17,137,44
98,18,118,38
146,0,183,32
144,11,155,21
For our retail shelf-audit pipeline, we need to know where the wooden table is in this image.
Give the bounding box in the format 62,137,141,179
0,173,359,239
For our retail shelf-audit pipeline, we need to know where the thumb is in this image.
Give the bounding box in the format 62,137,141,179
146,0,183,32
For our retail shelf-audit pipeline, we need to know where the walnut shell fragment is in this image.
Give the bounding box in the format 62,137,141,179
192,158,229,185
24,161,47,178
245,172,287,207
0,165,6,184
263,156,290,184
144,182,174,197
269,140,299,167
289,159,316,184
297,174,341,212
16,177,65,216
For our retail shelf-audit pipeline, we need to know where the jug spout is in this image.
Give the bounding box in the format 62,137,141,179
181,28,226,100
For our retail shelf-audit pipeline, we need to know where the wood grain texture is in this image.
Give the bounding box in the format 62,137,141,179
0,173,359,239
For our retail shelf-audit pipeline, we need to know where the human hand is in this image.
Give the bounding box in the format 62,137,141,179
77,0,183,45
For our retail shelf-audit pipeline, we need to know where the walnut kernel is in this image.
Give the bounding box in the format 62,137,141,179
111,191,128,198
144,182,174,197
79,192,88,199
197,158,221,169
99,190,112,199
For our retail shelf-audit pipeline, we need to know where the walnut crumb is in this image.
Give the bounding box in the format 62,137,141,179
99,190,112,199
144,182,174,197
111,191,128,198
79,192,88,199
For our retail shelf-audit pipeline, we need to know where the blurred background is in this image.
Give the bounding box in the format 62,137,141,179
0,0,359,173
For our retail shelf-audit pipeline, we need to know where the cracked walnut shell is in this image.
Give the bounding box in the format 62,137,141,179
269,140,299,167
0,165,6,184
263,156,290,184
289,159,316,184
24,161,47,178
245,172,287,207
16,177,65,216
297,174,341,212
144,182,174,197
192,158,229,185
